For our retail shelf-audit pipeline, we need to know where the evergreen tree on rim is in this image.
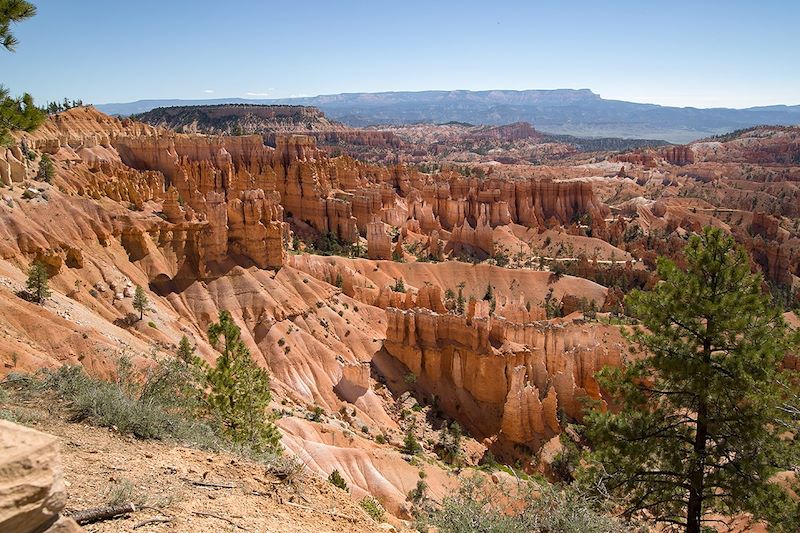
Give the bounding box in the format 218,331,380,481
584,226,800,532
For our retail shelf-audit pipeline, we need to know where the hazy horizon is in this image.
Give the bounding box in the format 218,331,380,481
91,88,800,111
3,0,799,109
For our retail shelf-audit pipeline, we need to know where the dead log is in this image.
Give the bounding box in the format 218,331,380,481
70,502,136,524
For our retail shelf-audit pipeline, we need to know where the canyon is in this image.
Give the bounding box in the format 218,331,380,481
1,105,798,531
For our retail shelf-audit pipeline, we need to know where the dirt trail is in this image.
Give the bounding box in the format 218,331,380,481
28,412,391,532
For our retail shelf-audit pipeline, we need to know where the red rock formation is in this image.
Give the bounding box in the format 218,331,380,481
662,145,694,165
4,107,615,290
366,216,391,260
384,306,623,449
613,152,657,168
227,189,287,269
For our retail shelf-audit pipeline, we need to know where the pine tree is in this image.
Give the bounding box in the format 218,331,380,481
176,335,196,364
25,260,50,303
133,285,148,321
437,421,462,465
483,283,496,314
482,283,494,301
36,153,54,182
393,278,406,293
584,227,800,532
206,310,281,453
403,427,421,455
456,281,466,316
0,0,36,52
0,2,44,146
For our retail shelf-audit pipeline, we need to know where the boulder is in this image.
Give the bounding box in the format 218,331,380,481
0,420,76,533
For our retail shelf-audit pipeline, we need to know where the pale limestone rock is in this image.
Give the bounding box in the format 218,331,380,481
0,421,69,533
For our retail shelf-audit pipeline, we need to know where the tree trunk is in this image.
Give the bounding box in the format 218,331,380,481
686,403,706,533
71,503,136,525
687,338,711,533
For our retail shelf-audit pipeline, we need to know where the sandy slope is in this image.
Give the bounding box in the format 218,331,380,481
17,410,393,533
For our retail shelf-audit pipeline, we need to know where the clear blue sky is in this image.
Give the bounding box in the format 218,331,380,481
2,0,799,108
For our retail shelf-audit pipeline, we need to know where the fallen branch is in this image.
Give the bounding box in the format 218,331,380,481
181,477,237,489
283,501,358,522
192,511,247,530
133,517,173,529
70,503,136,525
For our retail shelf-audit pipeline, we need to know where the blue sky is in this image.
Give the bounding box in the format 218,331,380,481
2,0,798,108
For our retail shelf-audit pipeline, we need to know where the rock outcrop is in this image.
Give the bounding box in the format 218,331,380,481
0,421,81,533
4,108,613,280
384,303,623,450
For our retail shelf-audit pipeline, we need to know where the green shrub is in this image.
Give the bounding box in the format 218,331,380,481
403,429,422,455
359,496,385,522
327,469,348,491
308,405,324,422
407,479,428,506
392,278,406,293
105,478,148,507
416,476,625,533
5,332,288,469
33,361,214,442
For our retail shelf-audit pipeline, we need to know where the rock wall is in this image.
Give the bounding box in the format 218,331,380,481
4,108,612,281
383,303,623,450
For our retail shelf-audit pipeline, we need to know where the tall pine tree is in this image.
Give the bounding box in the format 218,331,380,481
206,310,281,453
133,285,148,321
584,227,800,532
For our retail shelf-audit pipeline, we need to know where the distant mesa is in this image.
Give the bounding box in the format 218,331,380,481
98,88,800,143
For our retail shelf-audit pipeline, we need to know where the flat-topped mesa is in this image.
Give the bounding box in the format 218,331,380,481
384,305,623,450
136,103,406,151
466,121,542,142
139,104,328,132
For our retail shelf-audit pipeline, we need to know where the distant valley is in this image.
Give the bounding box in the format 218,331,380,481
98,89,800,143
